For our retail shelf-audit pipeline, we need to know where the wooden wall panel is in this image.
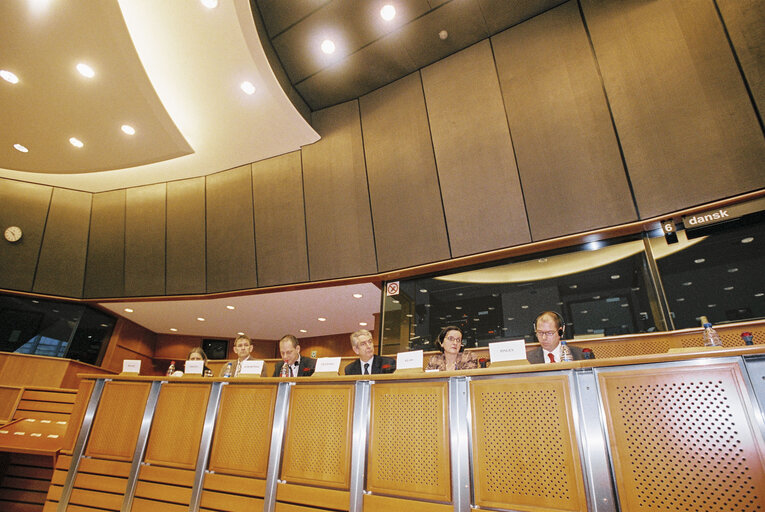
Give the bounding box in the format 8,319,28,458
716,0,765,119
303,101,377,280
33,188,91,297
86,381,151,460
0,179,51,292
100,318,157,374
206,165,257,292
493,1,637,240
581,0,765,218
84,190,125,298
421,40,530,256
125,184,166,296
166,177,206,295
359,72,450,271
252,152,309,286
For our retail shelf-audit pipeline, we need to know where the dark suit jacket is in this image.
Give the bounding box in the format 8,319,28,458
344,355,396,375
526,345,591,364
272,356,316,377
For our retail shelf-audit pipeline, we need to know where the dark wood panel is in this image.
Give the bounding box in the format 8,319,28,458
33,188,91,297
84,190,125,298
303,101,377,280
581,0,765,218
359,72,450,271
716,0,765,120
125,184,166,297
166,178,206,295
206,166,257,293
476,0,568,35
421,40,530,256
0,179,52,292
493,1,636,240
251,152,309,286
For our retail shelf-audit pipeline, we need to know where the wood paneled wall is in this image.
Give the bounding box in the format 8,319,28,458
1,0,763,299
100,318,157,374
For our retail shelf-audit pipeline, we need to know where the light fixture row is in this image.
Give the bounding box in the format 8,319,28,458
320,4,397,55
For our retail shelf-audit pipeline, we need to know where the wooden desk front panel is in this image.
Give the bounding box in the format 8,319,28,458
367,380,451,503
470,375,587,512
598,362,765,511
85,381,151,461
208,383,277,478
281,384,354,490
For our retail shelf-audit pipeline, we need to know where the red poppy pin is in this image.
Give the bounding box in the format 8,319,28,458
382,364,391,369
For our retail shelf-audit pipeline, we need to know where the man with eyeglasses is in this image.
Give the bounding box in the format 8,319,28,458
344,329,396,375
527,311,592,364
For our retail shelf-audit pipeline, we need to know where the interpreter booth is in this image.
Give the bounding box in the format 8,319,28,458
43,344,765,512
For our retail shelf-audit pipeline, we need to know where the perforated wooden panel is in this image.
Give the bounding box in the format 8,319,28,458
599,362,765,511
280,384,354,489
367,381,451,502
470,375,586,511
208,384,277,478
574,338,672,359
85,381,151,460
144,383,210,469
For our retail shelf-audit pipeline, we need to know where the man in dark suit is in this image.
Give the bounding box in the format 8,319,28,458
272,334,316,377
527,311,593,364
344,329,396,375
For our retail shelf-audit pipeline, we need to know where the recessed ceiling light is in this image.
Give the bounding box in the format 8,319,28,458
13,143,28,153
707,304,716,308
694,258,705,264
676,298,685,302
682,281,692,286
359,322,368,326
581,310,588,314
611,274,620,279
569,284,578,289
537,258,547,263
197,317,205,321
69,137,83,148
728,267,739,273
380,4,396,21
405,314,413,318
592,296,601,300
321,39,335,54
438,30,448,40
507,317,514,321
318,317,326,322
601,318,609,322
456,292,463,296
621,303,629,307
1,70,19,84
299,329,307,333
755,293,764,297
353,293,363,298
521,305,529,309
724,286,734,291
237,332,244,336
76,63,95,78
200,0,218,8
240,81,255,95
226,305,235,310
391,299,399,304
418,289,428,293
170,328,178,332
741,237,754,244
121,124,135,135
424,304,430,307
455,306,462,310
124,308,133,313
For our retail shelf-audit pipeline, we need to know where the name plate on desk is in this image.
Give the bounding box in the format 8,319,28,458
184,360,203,376
489,340,530,367
313,357,341,376
396,350,424,373
239,360,265,376
121,360,141,375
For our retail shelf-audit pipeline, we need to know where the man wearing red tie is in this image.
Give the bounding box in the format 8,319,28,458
343,329,396,375
526,312,591,364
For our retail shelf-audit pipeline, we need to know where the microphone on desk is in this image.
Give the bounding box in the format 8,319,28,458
279,362,289,377
582,348,594,360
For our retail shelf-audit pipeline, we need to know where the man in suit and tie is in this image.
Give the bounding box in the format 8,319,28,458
527,311,592,364
272,334,316,377
219,334,255,377
344,329,396,375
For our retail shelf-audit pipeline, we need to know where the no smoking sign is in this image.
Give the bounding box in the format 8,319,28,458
386,281,399,296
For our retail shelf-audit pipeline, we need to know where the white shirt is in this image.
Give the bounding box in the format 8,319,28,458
542,344,562,363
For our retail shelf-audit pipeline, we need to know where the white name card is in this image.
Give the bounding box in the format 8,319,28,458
185,360,204,375
314,357,341,373
396,350,424,370
239,360,265,375
122,360,141,374
489,339,527,362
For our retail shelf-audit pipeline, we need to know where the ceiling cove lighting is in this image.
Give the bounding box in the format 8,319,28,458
13,143,28,153
321,39,336,54
240,81,255,95
69,137,84,148
121,124,135,135
0,70,19,84
380,4,396,21
76,63,95,78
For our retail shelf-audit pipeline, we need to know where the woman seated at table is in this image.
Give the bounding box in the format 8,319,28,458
426,326,478,371
183,347,213,377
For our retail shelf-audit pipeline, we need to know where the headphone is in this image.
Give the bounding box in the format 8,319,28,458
436,325,465,353
533,311,565,337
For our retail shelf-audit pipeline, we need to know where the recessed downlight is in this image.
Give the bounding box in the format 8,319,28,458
380,4,396,21
226,305,235,310
694,258,705,264
124,308,133,313
200,0,218,7
69,137,83,148
197,317,205,321
121,124,135,135
76,63,95,78
321,39,336,54
352,293,363,298
237,332,245,336
170,328,178,332
299,329,307,333
240,81,255,95
0,70,19,84
359,322,368,326
13,143,28,153
741,237,754,244
318,317,327,322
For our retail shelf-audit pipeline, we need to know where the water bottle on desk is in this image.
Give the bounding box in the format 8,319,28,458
560,340,574,362
700,316,723,347
741,332,754,346
222,362,233,378
166,361,175,376
280,362,289,377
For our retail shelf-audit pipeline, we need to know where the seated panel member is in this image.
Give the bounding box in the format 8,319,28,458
527,311,592,364
219,334,254,377
184,347,212,376
426,326,478,371
272,334,316,377
344,329,396,375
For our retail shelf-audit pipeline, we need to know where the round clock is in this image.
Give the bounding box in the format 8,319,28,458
4,226,22,243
